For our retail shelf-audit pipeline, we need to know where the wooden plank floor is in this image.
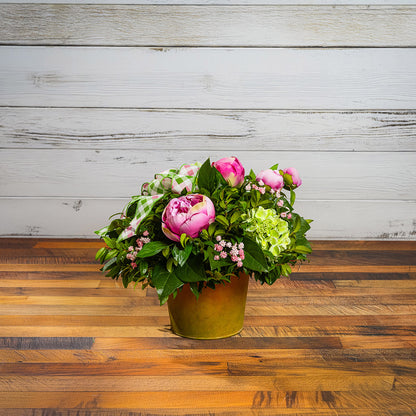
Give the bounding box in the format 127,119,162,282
0,239,415,415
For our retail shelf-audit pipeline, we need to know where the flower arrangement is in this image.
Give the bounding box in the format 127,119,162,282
95,157,312,305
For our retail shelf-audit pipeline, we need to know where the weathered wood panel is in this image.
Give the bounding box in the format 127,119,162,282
0,0,414,4
1,47,415,109
0,198,415,239
0,150,414,200
1,5,415,47
2,108,416,152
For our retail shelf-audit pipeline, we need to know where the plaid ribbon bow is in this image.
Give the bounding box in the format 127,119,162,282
119,163,201,241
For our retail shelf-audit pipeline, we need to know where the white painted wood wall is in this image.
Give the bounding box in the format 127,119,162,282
0,1,415,239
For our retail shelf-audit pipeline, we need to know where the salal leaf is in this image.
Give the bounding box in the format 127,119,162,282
172,244,193,267
174,255,206,283
135,241,169,258
151,263,183,305
242,236,268,273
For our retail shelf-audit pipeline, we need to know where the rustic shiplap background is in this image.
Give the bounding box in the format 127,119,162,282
0,2,415,239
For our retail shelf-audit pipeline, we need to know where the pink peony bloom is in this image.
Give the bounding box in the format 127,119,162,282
256,169,284,191
161,194,215,242
212,156,245,187
281,167,302,188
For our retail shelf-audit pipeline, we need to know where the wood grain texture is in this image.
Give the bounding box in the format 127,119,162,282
1,198,415,239
1,47,415,109
1,5,415,47
1,150,415,200
2,108,416,152
0,238,414,414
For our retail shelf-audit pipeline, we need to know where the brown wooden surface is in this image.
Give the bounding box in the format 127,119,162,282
0,238,415,415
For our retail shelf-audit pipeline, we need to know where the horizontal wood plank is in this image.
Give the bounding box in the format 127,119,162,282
1,47,415,109
2,108,416,152
1,5,415,47
1,150,415,200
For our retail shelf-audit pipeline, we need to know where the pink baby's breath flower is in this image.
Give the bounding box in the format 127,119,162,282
238,249,244,257
226,242,232,248
258,179,264,186
252,184,259,190
219,240,226,247
220,251,227,259
237,261,243,268
131,262,137,269
140,237,151,244
287,213,292,219
240,253,245,260
136,239,144,248
214,244,223,252
238,242,244,250
214,255,220,261
245,184,251,191
277,200,284,207
143,230,149,237
230,248,238,257
231,255,238,262
216,235,222,242
259,187,266,194
128,246,134,252
281,212,287,218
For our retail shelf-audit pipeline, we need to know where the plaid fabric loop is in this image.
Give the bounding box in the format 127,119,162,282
118,163,200,241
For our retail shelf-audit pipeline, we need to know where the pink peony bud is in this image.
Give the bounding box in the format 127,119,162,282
212,156,245,187
256,169,284,191
161,194,215,242
281,167,302,188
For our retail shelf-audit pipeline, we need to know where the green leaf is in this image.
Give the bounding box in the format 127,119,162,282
242,236,268,273
215,215,229,227
172,244,193,267
290,189,296,206
95,226,109,237
95,247,107,261
294,245,312,254
269,163,279,170
135,241,169,258
139,260,148,275
249,169,256,181
189,283,200,300
230,211,241,224
104,249,118,261
281,263,292,276
197,158,217,194
174,255,207,283
296,217,311,236
151,263,184,305
102,257,117,272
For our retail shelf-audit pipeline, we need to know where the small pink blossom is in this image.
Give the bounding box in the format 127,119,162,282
128,246,134,252
277,200,284,207
258,180,264,186
281,212,287,218
214,244,223,252
287,213,292,219
259,187,266,195
238,249,244,257
230,248,238,257
226,242,232,248
237,261,243,268
231,255,238,262
220,251,227,259
252,184,259,190
238,242,244,250
143,230,149,236
219,240,226,247
216,235,222,241
214,255,220,261
240,253,245,260
136,239,144,249
245,184,251,191
131,262,137,269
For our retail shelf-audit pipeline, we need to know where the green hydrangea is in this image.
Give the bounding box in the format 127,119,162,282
242,206,290,257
